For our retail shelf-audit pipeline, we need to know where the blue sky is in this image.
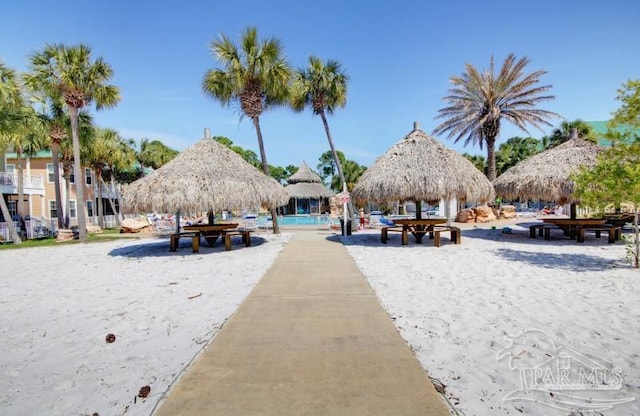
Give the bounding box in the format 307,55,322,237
3,0,639,169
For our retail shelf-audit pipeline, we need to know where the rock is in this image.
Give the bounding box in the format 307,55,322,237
473,205,497,223
501,205,517,219
455,209,476,223
121,218,152,233
56,229,75,243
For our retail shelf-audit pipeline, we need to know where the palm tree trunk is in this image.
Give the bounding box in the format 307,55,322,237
109,170,123,224
17,150,25,218
101,175,121,226
252,117,280,234
0,196,21,244
634,207,639,269
320,111,355,219
51,142,65,229
69,106,87,240
486,136,497,181
64,174,71,228
96,167,104,229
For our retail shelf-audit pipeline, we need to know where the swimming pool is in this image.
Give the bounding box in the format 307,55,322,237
258,215,330,226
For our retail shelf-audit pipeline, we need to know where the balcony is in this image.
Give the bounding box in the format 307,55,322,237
0,172,45,195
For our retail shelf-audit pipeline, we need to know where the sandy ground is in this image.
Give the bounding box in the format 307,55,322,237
344,219,639,416
1,219,638,416
0,232,291,416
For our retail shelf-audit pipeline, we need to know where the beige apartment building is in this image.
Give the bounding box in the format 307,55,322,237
1,150,98,226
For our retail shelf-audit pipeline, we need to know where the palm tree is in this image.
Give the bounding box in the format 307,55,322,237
544,119,598,148
433,54,560,180
87,128,119,228
290,56,353,213
29,97,79,228
0,60,29,243
203,26,291,233
6,121,47,220
25,44,120,240
495,136,541,175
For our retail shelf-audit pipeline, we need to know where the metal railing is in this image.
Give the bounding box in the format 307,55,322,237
0,173,45,190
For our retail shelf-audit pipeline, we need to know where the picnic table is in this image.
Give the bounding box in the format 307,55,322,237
540,218,609,241
183,223,238,246
390,218,448,244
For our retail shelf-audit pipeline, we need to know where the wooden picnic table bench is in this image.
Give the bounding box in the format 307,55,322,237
577,225,621,244
170,232,200,253
381,226,408,245
224,229,254,251
430,225,462,247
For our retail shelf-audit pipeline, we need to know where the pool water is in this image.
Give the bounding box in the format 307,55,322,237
258,215,330,226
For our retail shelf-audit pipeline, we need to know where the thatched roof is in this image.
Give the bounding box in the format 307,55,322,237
121,138,289,214
285,182,335,199
287,161,322,184
352,122,495,204
493,132,601,203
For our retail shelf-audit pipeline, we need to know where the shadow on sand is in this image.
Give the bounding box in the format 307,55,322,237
324,227,627,271
108,235,268,258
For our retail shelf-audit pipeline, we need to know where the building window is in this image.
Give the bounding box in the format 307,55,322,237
49,200,58,219
69,200,77,219
87,200,93,217
70,171,75,184
85,168,92,185
8,201,17,217
6,164,15,175
47,164,55,182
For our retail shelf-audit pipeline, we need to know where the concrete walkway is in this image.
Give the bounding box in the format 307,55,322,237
155,230,451,416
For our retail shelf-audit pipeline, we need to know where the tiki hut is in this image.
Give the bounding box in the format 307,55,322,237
284,161,335,214
121,132,289,221
352,122,495,219
493,129,601,218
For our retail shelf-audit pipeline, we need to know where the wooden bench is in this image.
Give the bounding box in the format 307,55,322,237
381,226,408,245
577,226,621,244
529,224,560,238
170,232,200,253
224,230,253,251
430,226,461,247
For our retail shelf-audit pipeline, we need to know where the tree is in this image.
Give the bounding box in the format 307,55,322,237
317,150,366,192
544,120,598,148
213,136,261,169
136,138,178,171
5,116,46,221
433,54,560,180
0,60,27,243
572,143,640,267
462,153,486,175
203,27,291,233
25,44,120,240
290,56,354,213
495,136,541,175
611,79,640,127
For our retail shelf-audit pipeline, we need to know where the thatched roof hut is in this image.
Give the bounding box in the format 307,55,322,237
493,129,601,205
285,162,335,199
287,161,323,184
283,162,334,214
352,122,495,210
121,136,289,215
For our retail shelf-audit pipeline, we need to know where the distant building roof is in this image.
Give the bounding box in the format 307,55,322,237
4,150,53,159
585,121,640,146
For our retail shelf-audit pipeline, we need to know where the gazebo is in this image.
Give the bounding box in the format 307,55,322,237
121,131,289,231
493,128,602,218
352,122,495,221
284,162,335,215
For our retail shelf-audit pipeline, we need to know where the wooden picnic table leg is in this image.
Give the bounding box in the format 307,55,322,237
204,233,220,247
414,225,425,243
